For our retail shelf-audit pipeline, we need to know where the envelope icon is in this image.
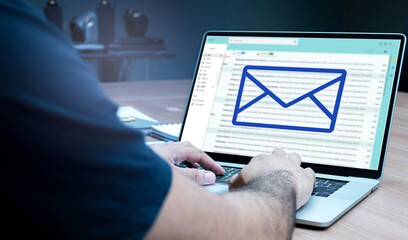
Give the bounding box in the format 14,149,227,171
232,66,347,133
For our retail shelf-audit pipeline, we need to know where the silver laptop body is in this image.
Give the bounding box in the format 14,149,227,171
179,31,406,227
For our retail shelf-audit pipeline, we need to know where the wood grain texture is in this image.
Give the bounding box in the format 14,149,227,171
101,80,408,239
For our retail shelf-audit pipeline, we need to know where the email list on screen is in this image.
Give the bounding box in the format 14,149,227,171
181,36,401,170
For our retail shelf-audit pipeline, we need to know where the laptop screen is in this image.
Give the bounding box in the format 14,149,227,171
180,32,404,175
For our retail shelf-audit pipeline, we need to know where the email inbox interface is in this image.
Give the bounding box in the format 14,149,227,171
182,37,393,170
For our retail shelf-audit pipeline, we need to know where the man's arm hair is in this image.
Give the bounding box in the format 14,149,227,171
144,169,297,240
230,170,296,239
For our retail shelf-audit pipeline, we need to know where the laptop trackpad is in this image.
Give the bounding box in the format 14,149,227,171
296,196,350,223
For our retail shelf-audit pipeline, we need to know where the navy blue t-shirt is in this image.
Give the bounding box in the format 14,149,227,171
0,0,171,239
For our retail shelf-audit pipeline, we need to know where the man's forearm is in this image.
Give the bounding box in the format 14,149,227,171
145,170,296,240
223,171,296,239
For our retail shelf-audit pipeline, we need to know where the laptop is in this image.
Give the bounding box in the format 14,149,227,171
178,31,406,227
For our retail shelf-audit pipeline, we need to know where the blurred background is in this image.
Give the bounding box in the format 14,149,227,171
29,0,408,90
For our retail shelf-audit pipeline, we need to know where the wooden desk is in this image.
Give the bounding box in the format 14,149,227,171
101,80,408,239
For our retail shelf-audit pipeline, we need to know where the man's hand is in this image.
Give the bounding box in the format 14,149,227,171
149,141,225,185
145,148,315,240
229,148,315,209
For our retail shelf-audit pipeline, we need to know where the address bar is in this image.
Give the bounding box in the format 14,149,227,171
229,37,298,45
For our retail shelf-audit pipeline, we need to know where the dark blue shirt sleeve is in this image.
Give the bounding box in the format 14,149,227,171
0,0,171,239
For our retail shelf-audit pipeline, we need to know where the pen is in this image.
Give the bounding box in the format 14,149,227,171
120,117,136,122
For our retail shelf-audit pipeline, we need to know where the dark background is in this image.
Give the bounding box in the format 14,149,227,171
28,0,408,85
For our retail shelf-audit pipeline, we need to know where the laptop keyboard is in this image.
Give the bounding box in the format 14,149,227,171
178,165,347,197
216,167,241,183
312,178,347,197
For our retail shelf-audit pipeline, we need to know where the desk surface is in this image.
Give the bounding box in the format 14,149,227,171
101,80,408,239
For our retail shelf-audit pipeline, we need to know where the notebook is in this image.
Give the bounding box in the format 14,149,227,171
151,123,181,142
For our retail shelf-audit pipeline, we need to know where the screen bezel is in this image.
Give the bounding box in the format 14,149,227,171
179,31,406,179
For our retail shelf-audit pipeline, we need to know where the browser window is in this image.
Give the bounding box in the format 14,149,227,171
181,36,401,170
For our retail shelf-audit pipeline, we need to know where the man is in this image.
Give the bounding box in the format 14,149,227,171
0,0,315,239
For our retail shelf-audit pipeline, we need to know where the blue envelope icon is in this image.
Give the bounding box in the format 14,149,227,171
232,66,347,133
